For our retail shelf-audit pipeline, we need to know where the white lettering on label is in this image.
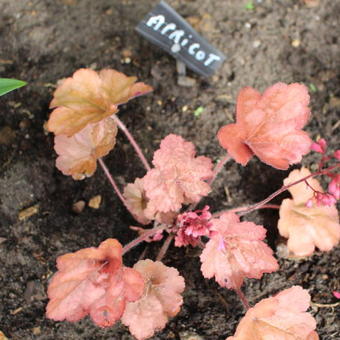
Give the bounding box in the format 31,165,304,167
145,15,222,69
196,50,206,61
188,43,200,55
146,15,165,31
204,53,221,66
181,38,188,46
169,30,185,44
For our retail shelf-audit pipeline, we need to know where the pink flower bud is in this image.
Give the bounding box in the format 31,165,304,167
333,291,340,299
311,138,327,154
174,206,212,247
306,199,313,208
328,175,340,200
315,192,337,206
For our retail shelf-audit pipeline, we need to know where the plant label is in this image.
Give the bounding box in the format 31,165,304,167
136,0,225,77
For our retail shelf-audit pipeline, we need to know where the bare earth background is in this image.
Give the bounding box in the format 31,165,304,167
0,0,339,339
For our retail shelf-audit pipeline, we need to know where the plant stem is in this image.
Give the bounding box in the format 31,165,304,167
112,115,151,171
189,154,231,211
238,165,339,216
123,225,166,255
208,154,231,186
156,234,174,261
98,158,131,212
235,288,250,310
213,204,280,218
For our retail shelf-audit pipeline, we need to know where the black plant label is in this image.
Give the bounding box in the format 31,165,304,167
136,0,225,77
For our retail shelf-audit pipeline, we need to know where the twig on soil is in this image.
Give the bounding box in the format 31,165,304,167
311,301,340,308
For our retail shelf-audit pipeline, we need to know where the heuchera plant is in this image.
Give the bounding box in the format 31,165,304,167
45,68,339,339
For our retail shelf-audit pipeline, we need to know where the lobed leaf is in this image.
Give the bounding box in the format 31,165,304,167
47,68,152,136
143,134,213,214
123,177,178,225
121,260,185,340
200,212,278,289
123,178,151,225
46,239,144,327
226,286,319,340
278,168,340,256
218,83,312,170
54,117,117,180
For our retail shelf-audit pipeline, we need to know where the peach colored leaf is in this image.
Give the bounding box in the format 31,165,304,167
226,286,319,340
121,260,185,340
47,68,152,136
46,239,144,327
54,117,117,180
123,177,177,225
143,134,213,214
200,212,278,289
123,178,151,225
218,83,312,170
278,168,340,256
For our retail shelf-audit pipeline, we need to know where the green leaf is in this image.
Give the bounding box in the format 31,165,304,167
194,106,205,117
0,78,27,96
308,83,318,93
245,1,255,10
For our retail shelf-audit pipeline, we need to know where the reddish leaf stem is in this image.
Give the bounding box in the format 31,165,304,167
213,204,280,218
208,154,231,186
238,165,339,216
112,115,151,171
235,288,250,311
156,234,174,261
189,153,231,211
98,158,132,214
123,225,166,255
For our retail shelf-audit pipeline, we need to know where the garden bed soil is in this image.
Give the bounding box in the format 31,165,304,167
0,0,339,339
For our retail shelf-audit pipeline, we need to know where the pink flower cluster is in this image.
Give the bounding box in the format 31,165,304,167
174,206,212,247
309,138,340,206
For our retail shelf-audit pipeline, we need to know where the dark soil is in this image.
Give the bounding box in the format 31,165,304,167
0,0,339,339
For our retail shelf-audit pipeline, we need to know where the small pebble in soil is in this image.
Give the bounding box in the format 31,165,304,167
122,57,131,64
180,332,204,340
122,49,132,58
32,327,41,335
19,119,31,130
253,40,261,48
72,200,86,213
0,126,16,145
303,0,320,8
88,195,102,209
178,76,196,87
18,204,39,221
291,39,301,47
215,94,232,104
